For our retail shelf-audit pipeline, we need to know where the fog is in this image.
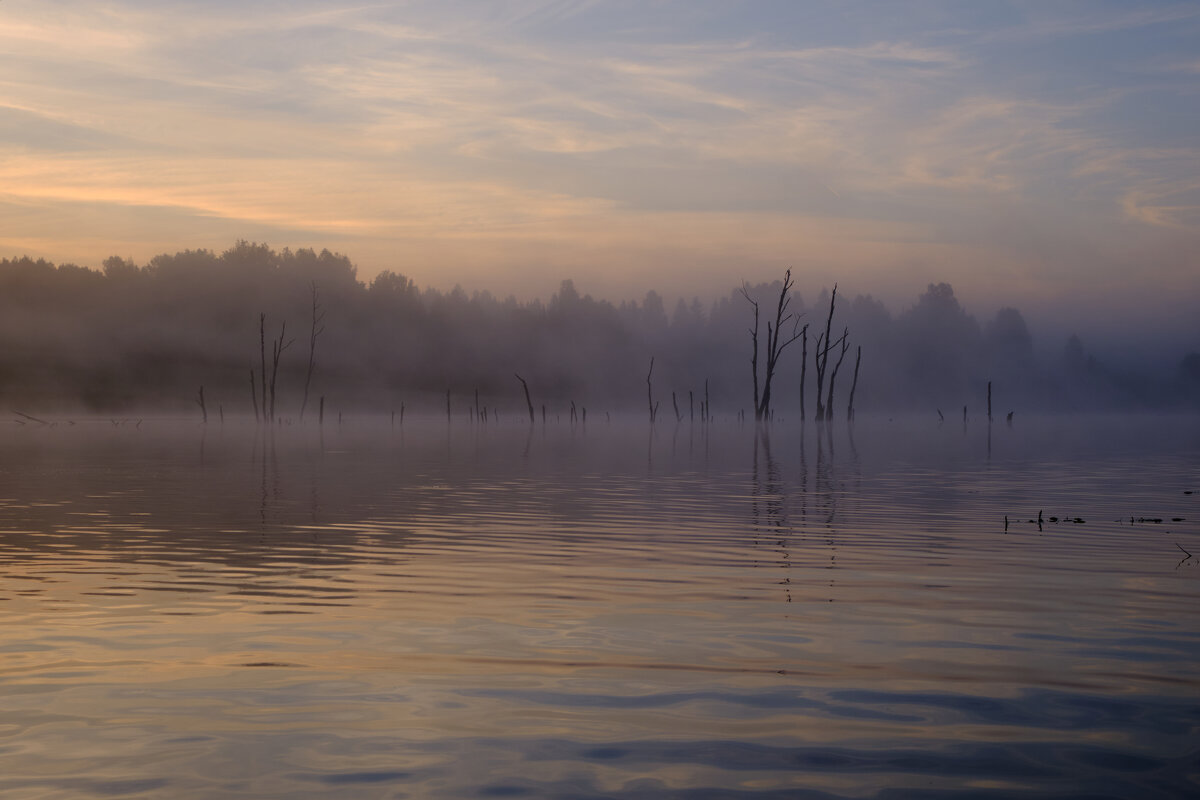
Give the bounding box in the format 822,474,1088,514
2,242,1197,417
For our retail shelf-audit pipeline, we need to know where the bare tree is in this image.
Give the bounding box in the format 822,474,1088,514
824,327,850,420
515,373,534,422
646,357,659,423
799,327,808,421
249,369,260,423
847,346,862,421
742,287,762,415
812,284,843,421
268,322,293,423
299,282,325,422
259,313,267,423
196,386,207,423
740,269,805,421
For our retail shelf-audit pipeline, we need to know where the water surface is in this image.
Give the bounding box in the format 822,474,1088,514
1,415,1198,798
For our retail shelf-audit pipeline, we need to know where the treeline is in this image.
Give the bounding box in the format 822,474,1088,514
1,241,1196,415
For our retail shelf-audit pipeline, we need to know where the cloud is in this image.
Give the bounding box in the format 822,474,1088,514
0,0,1196,335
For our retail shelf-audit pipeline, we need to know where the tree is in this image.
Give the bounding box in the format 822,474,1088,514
515,373,535,422
741,269,805,422
299,282,325,422
268,320,293,423
813,284,846,420
824,326,850,420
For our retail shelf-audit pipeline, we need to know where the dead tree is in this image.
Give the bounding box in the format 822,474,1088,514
824,327,850,420
813,284,838,421
672,391,682,422
799,327,808,422
742,288,761,415
847,346,862,421
646,357,659,423
268,322,293,423
515,374,535,423
259,313,268,423
987,381,993,422
299,282,325,422
740,269,805,421
249,369,260,423
196,386,207,423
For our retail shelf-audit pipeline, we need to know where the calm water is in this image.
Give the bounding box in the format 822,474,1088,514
1,415,1198,799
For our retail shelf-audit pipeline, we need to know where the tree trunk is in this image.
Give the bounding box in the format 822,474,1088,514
515,374,534,422
825,327,849,420
268,321,291,423
744,295,761,418
647,357,657,423
299,282,324,422
259,313,267,423
196,386,207,423
813,284,837,421
799,328,807,422
250,369,260,423
847,346,861,421
741,271,803,423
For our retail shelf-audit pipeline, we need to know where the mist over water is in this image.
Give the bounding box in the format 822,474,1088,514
1,415,1198,798
3,245,1198,416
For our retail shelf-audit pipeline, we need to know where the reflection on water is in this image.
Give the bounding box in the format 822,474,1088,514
1,415,1198,798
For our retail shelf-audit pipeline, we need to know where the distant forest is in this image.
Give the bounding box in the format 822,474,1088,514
2,241,1197,416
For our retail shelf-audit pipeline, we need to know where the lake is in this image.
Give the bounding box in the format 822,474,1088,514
1,414,1198,798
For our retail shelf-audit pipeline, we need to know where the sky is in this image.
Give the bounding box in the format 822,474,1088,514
1,0,1197,344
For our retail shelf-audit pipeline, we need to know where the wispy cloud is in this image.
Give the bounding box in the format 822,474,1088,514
0,0,1196,318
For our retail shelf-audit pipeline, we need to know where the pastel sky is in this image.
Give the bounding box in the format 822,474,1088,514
1,0,1197,336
